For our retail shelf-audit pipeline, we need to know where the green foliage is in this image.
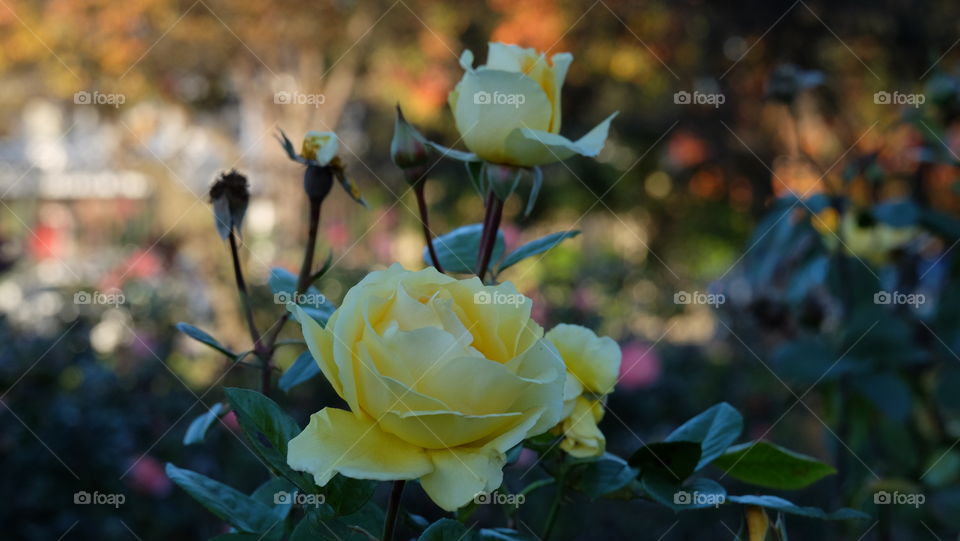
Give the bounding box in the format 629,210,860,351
664,402,743,471
176,322,237,358
184,403,228,445
498,230,581,272
165,463,279,534
712,442,836,490
278,351,321,392
425,223,505,273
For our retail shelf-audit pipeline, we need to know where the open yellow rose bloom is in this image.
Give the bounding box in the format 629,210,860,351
286,264,567,511
449,43,617,167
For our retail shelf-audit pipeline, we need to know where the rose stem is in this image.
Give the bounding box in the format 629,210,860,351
260,196,324,392
382,480,406,541
541,466,567,541
475,190,504,280
228,230,270,395
415,183,443,272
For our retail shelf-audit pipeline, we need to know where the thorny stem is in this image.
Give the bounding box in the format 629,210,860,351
416,184,443,272
382,480,406,541
476,190,504,280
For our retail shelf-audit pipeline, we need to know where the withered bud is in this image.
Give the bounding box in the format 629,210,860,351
209,169,250,240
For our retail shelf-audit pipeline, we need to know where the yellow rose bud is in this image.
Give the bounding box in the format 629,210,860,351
544,323,621,458
448,42,617,167
300,130,339,166
286,264,565,511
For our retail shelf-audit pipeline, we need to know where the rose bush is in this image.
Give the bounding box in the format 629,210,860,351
286,264,567,511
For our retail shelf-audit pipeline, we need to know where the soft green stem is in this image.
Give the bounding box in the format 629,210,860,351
541,467,567,541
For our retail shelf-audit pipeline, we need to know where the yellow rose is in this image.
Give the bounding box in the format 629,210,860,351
301,131,339,166
286,264,565,511
544,324,621,458
449,42,617,167
815,209,916,264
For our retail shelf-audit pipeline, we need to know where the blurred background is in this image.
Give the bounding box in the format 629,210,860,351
2,0,960,539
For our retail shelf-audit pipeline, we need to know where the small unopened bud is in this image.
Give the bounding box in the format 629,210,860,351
209,170,250,239
304,164,334,202
390,105,431,171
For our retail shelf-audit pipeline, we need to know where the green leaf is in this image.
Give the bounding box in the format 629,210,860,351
713,441,836,490
223,388,313,490
498,230,581,272
523,167,543,218
727,495,869,520
629,441,701,483
641,474,726,511
425,223,505,274
183,403,227,445
291,502,383,541
323,475,377,516
269,267,335,325
279,351,321,392
251,477,300,522
176,322,236,357
570,453,639,500
165,463,277,533
419,518,471,541
665,402,743,470
466,161,486,197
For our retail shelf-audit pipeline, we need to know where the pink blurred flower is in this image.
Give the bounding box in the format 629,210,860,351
126,455,172,497
617,340,661,390
221,410,241,433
